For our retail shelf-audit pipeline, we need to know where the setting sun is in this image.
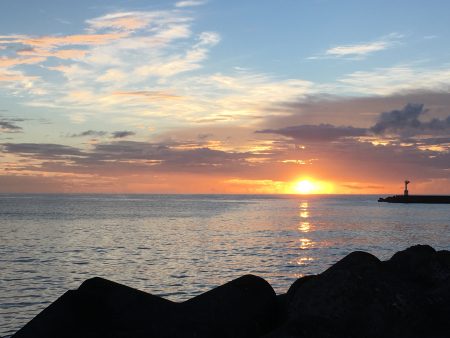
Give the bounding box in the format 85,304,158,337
295,180,315,194
290,179,334,194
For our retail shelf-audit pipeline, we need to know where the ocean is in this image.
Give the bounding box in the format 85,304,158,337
1,194,449,336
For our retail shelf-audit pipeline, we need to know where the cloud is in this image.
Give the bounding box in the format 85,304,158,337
2,140,252,176
2,143,84,158
175,1,207,8
197,32,220,46
337,65,450,96
132,31,219,78
70,130,107,137
371,103,450,136
86,11,191,32
0,8,226,121
0,56,47,67
262,91,450,130
310,33,402,60
198,133,213,140
0,9,205,83
86,12,155,31
112,90,182,101
326,41,388,57
0,119,23,132
0,32,128,49
0,116,29,133
256,124,367,142
112,131,136,138
259,96,450,154
2,133,448,193
16,47,88,60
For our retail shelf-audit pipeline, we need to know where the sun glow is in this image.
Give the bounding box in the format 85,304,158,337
295,180,315,194
292,179,334,194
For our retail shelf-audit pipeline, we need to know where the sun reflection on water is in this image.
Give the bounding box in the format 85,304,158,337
296,257,314,265
298,221,310,232
298,201,311,233
296,201,314,269
299,238,313,249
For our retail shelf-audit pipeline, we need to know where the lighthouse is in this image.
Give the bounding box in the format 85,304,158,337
404,180,410,197
379,179,450,203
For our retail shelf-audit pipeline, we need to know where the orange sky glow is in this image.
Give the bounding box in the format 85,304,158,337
1,2,449,194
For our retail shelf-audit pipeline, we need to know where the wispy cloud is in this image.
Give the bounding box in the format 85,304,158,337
86,11,191,32
0,56,47,68
112,90,182,101
0,8,224,123
257,124,367,142
0,119,23,132
0,32,127,50
175,1,207,8
112,131,136,138
2,142,84,158
70,130,108,138
326,41,388,57
337,65,450,95
309,33,403,60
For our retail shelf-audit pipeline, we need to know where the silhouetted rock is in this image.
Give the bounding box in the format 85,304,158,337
13,275,278,338
385,245,450,285
279,251,404,338
269,246,450,338
13,277,178,338
12,245,450,338
180,274,278,337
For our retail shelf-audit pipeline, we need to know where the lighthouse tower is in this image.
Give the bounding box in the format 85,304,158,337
404,180,410,197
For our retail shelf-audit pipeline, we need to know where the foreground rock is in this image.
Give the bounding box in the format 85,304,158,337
13,275,278,338
13,245,450,338
268,245,450,338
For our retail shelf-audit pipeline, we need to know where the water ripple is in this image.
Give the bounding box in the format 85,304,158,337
1,194,449,336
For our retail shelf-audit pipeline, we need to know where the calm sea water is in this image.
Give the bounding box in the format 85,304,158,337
1,194,449,336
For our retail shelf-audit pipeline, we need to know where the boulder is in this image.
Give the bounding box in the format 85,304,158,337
180,274,278,337
13,277,178,338
13,275,278,338
272,246,450,338
12,245,450,338
385,245,450,285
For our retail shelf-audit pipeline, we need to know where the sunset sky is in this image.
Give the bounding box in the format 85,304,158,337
1,0,449,194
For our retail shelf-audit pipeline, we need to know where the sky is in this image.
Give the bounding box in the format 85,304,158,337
1,0,449,194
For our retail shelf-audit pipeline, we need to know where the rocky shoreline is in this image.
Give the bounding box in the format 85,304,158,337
12,245,450,338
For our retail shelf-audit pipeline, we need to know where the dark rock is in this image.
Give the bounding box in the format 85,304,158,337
12,245,450,338
324,250,381,273
13,275,278,338
385,245,437,283
263,314,350,338
279,246,450,338
437,250,450,269
180,274,278,337
283,251,405,338
274,293,288,325
385,245,450,288
13,277,178,338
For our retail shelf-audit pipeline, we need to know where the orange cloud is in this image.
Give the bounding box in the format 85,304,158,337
0,69,38,83
15,32,128,49
0,32,127,71
0,56,47,67
17,48,88,60
112,90,182,100
87,12,154,31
